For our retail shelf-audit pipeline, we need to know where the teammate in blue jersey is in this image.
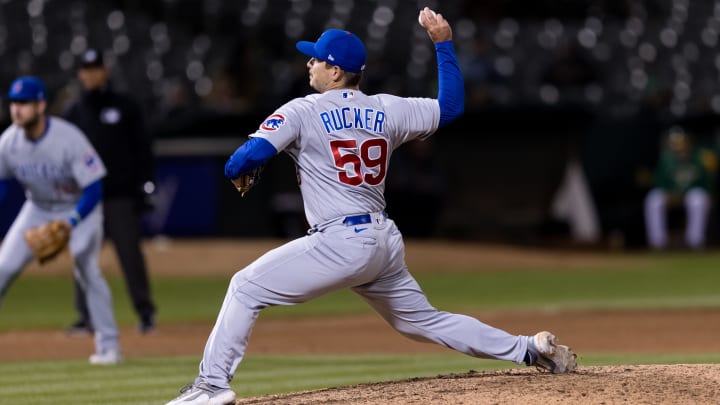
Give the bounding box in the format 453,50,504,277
167,8,576,404
0,76,121,365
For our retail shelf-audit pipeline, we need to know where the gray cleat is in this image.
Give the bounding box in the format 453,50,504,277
165,381,236,405
530,331,577,374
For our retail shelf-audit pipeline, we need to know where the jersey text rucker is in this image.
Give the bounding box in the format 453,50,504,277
252,89,440,226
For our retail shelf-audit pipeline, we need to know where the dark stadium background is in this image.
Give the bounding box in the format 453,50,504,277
1,0,719,248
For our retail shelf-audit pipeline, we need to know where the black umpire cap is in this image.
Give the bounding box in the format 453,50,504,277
79,48,105,69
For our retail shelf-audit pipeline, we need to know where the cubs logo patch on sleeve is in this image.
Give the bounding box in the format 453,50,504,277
84,152,100,170
260,113,286,131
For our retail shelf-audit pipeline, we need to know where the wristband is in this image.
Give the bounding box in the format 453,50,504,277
68,211,81,227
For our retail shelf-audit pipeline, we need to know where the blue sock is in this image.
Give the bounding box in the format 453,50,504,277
524,350,534,366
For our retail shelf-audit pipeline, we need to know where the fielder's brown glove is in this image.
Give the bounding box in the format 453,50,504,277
23,220,72,264
231,165,264,197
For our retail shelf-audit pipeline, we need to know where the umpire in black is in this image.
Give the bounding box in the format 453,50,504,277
63,48,157,334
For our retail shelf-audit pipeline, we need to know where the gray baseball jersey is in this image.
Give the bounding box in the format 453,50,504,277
0,117,105,209
194,89,533,390
0,117,119,356
252,90,439,226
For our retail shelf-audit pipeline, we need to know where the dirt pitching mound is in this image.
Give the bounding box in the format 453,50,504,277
236,364,720,404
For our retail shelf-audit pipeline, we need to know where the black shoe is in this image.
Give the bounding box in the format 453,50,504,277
66,319,93,335
138,314,156,334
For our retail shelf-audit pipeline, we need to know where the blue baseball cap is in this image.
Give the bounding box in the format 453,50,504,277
7,76,47,101
296,29,366,73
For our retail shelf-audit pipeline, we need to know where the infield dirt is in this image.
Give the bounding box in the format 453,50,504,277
4,239,719,404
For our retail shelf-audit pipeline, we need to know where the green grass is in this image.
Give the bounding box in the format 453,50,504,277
0,276,230,329
0,352,718,405
2,252,720,329
0,353,495,404
1,251,720,404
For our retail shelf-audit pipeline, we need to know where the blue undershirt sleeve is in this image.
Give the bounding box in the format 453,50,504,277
69,179,103,227
224,137,278,180
436,40,465,127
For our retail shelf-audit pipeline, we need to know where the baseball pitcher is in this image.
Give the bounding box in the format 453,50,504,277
167,8,576,404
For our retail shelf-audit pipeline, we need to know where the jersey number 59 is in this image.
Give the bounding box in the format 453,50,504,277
330,138,388,186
